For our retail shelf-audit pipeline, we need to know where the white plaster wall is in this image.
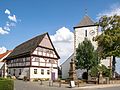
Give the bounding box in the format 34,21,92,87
46,63,51,67
9,68,29,79
76,69,86,79
32,62,39,66
39,34,53,49
61,54,74,79
2,63,8,78
101,57,112,68
75,26,98,49
33,50,37,55
30,67,58,80
52,64,57,67
40,63,45,66
4,63,8,77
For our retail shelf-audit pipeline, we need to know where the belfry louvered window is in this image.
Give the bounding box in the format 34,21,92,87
85,30,87,37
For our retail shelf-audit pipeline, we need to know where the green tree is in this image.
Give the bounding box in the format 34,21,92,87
76,38,99,79
96,15,120,77
90,64,111,78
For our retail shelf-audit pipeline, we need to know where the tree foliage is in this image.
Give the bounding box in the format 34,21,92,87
90,64,111,77
76,38,99,72
95,15,120,77
96,15,120,58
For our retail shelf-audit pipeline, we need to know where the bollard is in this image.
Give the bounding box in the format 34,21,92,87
49,80,53,86
59,80,61,87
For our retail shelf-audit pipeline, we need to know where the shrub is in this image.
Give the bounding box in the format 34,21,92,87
33,78,38,82
0,78,14,90
90,64,111,78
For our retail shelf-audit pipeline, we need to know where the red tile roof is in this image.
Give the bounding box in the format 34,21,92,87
0,50,12,59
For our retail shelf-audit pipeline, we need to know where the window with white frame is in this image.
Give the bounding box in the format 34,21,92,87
34,69,37,74
41,69,44,75
47,70,50,75
19,69,21,75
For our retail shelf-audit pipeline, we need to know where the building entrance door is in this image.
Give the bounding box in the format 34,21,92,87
51,72,55,80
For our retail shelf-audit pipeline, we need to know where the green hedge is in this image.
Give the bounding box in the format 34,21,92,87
0,78,14,90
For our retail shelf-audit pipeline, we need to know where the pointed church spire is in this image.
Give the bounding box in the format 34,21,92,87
74,11,96,28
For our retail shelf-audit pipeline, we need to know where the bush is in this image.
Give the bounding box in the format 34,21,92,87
33,78,49,82
0,78,14,90
90,64,111,78
33,78,38,82
90,66,99,77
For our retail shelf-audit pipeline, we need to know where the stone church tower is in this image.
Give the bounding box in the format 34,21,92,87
61,15,112,79
74,15,98,55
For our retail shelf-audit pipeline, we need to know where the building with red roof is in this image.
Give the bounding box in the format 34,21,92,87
0,50,12,77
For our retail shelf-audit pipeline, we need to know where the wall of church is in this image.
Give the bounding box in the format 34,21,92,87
61,54,73,79
75,26,98,50
101,57,113,68
75,26,112,69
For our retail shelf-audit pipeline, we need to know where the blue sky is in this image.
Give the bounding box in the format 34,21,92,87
0,0,120,71
0,0,120,49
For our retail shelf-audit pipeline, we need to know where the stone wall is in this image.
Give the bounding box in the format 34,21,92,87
110,80,120,84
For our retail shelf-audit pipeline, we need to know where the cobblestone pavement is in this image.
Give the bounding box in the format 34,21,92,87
14,80,71,90
98,87,120,90
14,80,120,90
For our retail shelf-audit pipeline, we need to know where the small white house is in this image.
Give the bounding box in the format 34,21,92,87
61,15,112,79
0,50,12,78
6,33,60,81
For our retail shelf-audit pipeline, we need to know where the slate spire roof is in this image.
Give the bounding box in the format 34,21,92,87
6,32,60,59
74,15,95,28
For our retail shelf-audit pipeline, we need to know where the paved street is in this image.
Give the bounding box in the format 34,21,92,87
93,87,120,90
14,80,70,90
14,80,120,90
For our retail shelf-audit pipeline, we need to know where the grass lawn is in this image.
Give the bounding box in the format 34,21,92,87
0,78,14,90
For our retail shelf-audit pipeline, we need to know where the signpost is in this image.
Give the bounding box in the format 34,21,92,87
70,81,75,88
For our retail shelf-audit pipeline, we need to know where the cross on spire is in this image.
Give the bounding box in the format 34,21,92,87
85,9,87,15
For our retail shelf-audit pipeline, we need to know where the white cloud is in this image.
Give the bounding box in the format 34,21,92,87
97,3,120,20
0,47,7,54
0,9,19,34
4,26,10,31
5,9,10,15
8,15,17,22
0,27,9,34
50,27,74,64
51,27,73,42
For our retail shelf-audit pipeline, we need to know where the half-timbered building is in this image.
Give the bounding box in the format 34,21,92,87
6,33,60,81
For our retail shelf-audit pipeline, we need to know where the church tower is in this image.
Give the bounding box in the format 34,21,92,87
74,15,98,55
61,14,112,79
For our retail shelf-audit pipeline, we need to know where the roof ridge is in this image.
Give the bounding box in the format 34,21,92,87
16,32,47,48
6,32,48,59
